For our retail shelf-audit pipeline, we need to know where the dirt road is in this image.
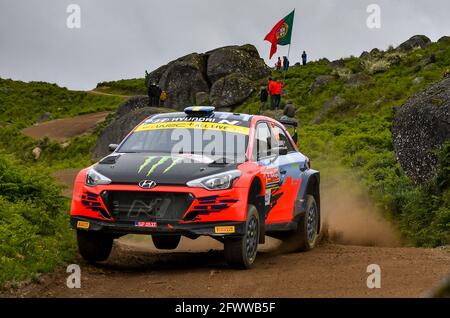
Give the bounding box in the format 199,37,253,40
22,111,111,141
5,237,449,298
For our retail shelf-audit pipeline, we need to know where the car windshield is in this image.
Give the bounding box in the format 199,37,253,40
118,128,249,163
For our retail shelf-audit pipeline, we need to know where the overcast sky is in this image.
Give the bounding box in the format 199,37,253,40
0,0,449,90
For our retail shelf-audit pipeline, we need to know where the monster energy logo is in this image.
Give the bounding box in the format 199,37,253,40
138,156,183,176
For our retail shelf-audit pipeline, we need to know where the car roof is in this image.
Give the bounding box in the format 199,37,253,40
150,111,253,123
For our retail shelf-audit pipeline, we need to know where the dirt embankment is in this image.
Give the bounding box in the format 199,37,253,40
22,111,111,141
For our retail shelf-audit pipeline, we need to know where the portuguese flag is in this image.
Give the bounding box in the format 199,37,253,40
264,10,295,59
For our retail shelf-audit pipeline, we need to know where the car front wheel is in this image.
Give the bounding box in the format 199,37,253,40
77,230,113,262
224,204,260,269
281,194,319,252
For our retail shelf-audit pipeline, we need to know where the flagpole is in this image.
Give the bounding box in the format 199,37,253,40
283,9,294,83
284,44,291,82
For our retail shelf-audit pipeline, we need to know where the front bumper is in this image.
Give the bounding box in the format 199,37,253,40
71,216,245,238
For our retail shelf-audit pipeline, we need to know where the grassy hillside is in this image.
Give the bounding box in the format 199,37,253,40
0,79,124,286
95,78,146,96
236,41,450,246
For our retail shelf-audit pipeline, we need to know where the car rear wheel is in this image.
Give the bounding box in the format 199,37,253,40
152,235,181,250
224,205,260,269
282,194,319,252
77,230,113,262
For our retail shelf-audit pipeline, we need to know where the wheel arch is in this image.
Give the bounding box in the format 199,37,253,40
295,170,321,232
247,176,266,244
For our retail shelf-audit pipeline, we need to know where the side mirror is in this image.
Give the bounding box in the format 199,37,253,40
108,144,119,153
271,146,288,156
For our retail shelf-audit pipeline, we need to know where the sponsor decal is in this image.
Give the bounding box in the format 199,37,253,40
135,221,157,228
215,226,235,234
265,189,272,206
137,155,212,176
77,221,90,229
135,121,250,135
263,167,280,188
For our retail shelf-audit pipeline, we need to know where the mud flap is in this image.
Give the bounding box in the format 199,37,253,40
254,194,266,244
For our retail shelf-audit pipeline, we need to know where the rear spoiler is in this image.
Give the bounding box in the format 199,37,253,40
279,118,298,127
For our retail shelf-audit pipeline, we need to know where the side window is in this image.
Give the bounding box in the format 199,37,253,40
272,124,295,152
254,122,272,160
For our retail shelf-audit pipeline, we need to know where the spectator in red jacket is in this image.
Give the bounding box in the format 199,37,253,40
275,57,282,71
270,79,284,110
268,77,277,110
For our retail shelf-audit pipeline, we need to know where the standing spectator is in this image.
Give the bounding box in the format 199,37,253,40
271,79,283,110
148,83,162,106
259,86,269,113
275,57,282,71
302,51,308,65
160,90,168,106
283,56,290,71
268,77,277,110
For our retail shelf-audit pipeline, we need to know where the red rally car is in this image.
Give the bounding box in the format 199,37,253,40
70,106,320,268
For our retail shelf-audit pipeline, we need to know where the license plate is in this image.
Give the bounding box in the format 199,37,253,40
77,221,90,229
135,221,157,228
215,226,235,234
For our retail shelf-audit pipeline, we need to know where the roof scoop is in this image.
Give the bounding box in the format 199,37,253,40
184,106,215,117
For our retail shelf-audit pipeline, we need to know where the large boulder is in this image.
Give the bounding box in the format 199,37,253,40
92,107,173,160
158,53,209,110
116,96,149,118
392,77,450,184
206,45,270,83
210,74,254,109
144,44,270,111
438,36,450,44
396,35,431,51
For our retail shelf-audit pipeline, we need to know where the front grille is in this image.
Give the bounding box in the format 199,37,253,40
101,191,194,222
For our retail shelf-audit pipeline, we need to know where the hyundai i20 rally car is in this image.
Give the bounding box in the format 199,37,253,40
70,106,320,268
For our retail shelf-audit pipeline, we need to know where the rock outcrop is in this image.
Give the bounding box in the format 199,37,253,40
312,95,346,124
392,77,450,184
116,96,149,118
145,44,270,110
396,35,431,51
209,74,254,109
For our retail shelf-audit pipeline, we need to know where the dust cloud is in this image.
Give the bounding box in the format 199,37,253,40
320,172,401,247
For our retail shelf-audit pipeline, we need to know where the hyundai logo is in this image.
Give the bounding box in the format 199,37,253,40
138,180,157,189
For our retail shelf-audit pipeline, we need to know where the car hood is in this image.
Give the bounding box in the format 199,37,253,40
94,153,239,186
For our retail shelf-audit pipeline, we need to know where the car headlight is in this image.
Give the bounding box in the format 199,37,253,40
85,168,112,187
186,170,242,190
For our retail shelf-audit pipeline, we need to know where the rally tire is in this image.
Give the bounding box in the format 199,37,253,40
152,235,181,250
77,230,113,262
282,194,319,252
224,205,260,269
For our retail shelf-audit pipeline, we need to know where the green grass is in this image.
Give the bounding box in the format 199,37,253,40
0,78,123,128
0,79,123,287
0,152,75,286
237,41,450,246
95,78,146,96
